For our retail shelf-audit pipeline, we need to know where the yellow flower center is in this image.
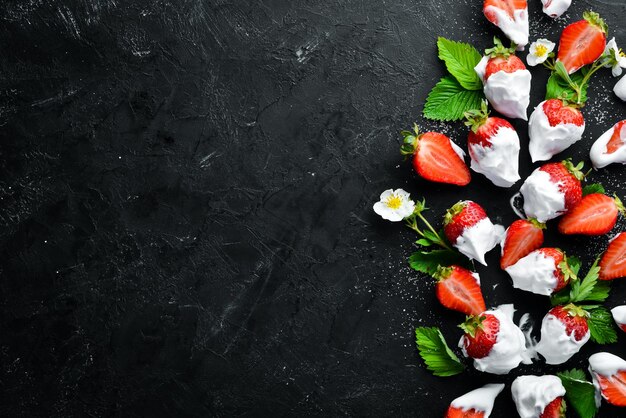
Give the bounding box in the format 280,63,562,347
535,44,548,57
385,194,403,209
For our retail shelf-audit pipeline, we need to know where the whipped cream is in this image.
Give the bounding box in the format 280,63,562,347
541,0,572,18
590,122,626,169
454,217,505,266
450,383,505,417
469,125,521,187
484,6,529,48
528,101,585,162
611,306,626,331
460,304,530,374
520,169,565,222
450,140,466,161
589,352,626,406
615,75,626,101
536,313,590,365
505,250,559,296
511,375,566,418
475,56,531,120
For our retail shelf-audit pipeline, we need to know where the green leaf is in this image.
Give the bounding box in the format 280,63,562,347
558,369,598,418
423,76,485,121
568,256,582,276
437,37,483,91
416,238,433,247
583,183,606,196
546,68,589,104
409,249,469,275
415,327,465,377
573,259,610,303
588,307,618,344
422,229,440,243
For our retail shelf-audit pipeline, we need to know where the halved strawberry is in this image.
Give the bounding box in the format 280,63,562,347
606,120,626,154
459,314,500,359
558,193,625,235
483,0,528,25
595,371,626,407
445,407,485,418
557,11,607,74
543,99,584,127
401,125,471,186
433,266,486,316
599,232,626,281
500,219,545,269
540,397,566,418
444,201,488,244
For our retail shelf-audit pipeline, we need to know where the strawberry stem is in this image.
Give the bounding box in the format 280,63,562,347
405,201,454,251
464,100,489,133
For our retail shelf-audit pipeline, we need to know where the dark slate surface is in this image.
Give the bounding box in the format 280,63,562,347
1,0,625,416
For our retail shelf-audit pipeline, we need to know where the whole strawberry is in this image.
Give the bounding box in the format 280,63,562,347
500,218,545,270
519,160,585,222
446,383,505,418
464,100,521,188
539,397,566,418
433,266,486,316
590,120,626,169
528,99,585,162
536,304,590,365
444,201,504,266
558,193,625,236
511,376,566,418
611,306,626,333
505,248,572,296
400,124,471,186
557,11,607,74
482,0,529,48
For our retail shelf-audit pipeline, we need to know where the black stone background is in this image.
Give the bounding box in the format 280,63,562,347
1,0,626,416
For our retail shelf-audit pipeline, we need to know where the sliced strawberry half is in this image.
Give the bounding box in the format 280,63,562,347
483,0,527,25
433,266,486,316
595,371,626,407
557,11,608,74
558,193,625,236
500,219,545,269
606,120,626,154
445,407,485,418
444,201,488,244
599,232,626,281
543,99,584,127
540,397,566,418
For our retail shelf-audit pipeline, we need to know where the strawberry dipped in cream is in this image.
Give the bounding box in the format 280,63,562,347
483,0,529,49
444,201,505,266
612,306,626,332
459,304,531,375
590,120,626,169
505,248,571,296
588,352,626,407
464,100,521,187
528,99,585,162
536,304,590,365
541,0,571,19
511,375,566,418
475,38,531,120
445,383,505,418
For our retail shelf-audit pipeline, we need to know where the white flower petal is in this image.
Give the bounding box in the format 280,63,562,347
378,189,394,201
613,64,623,78
527,54,539,67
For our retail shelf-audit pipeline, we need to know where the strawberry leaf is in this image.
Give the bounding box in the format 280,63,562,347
551,258,611,306
546,69,588,104
558,369,598,418
409,249,470,275
437,38,483,91
415,238,433,247
582,183,605,196
415,327,465,377
587,307,618,344
423,76,485,121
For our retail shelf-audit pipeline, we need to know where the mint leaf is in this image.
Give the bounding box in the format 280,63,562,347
423,76,485,121
415,327,465,377
437,38,483,91
583,183,606,196
409,249,469,275
558,369,598,418
588,307,618,344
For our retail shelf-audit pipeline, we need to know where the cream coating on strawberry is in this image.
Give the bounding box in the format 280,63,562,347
541,0,571,18
590,120,626,169
448,383,505,418
483,0,529,48
588,352,626,407
611,306,626,332
459,304,530,375
536,305,590,365
511,375,566,418
528,100,585,162
615,75,626,101
505,248,567,296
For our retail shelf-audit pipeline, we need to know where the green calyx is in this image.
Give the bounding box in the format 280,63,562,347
528,218,547,230
558,252,577,284
614,195,626,216
459,315,486,338
583,10,608,34
463,100,490,133
432,265,453,281
400,123,421,156
444,201,466,226
562,159,586,181
563,303,588,318
484,37,516,59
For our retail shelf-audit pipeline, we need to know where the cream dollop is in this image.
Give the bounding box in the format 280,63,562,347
611,306,626,330
469,125,521,187
450,383,505,417
590,122,626,169
589,352,626,406
460,304,530,375
541,0,572,18
528,101,585,162
512,375,566,418
453,217,505,266
475,56,531,120
505,250,559,296
484,6,529,48
615,75,626,101
536,313,590,365
520,169,565,222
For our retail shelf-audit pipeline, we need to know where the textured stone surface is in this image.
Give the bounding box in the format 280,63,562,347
1,0,625,416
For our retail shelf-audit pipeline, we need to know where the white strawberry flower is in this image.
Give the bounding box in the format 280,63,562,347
526,39,555,66
603,38,626,77
373,189,415,222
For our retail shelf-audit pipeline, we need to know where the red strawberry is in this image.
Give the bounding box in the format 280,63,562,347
599,232,626,281
589,353,626,407
542,99,584,127
606,120,626,154
459,314,500,359
557,11,607,74
400,125,470,186
483,0,527,26
549,304,589,341
444,201,488,244
558,193,625,235
445,407,485,418
433,266,486,316
465,101,516,147
540,397,566,418
484,55,526,81
539,160,585,212
541,248,570,293
500,219,545,269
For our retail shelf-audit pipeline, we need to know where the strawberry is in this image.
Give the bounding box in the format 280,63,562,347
500,219,545,269
447,384,504,418
444,201,488,244
557,11,607,74
549,304,589,341
400,125,470,186
591,120,626,169
558,193,625,235
612,306,626,333
445,407,485,418
540,397,566,418
539,160,584,212
542,99,584,127
459,314,500,359
606,120,626,154
599,232,626,281
507,248,571,295
484,55,526,81
483,0,527,23
483,0,529,47
589,352,626,407
433,266,486,316
528,100,585,163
